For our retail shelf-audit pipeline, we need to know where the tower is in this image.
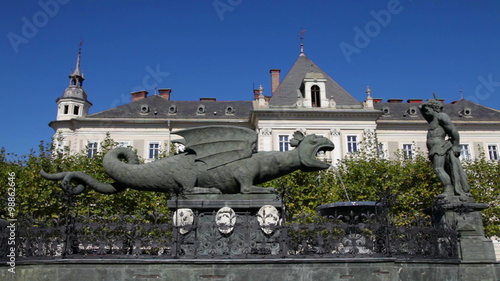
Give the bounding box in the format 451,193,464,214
56,43,92,121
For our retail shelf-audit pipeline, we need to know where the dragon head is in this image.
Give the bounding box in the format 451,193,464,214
290,131,335,171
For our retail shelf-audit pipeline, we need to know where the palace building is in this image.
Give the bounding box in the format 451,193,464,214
49,45,500,163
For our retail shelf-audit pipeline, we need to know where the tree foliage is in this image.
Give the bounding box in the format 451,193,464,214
264,132,500,237
0,134,171,223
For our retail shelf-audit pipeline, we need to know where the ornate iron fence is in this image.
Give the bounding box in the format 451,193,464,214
0,188,459,261
6,207,458,261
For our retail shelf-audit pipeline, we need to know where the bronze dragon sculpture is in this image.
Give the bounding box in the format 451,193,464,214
41,126,334,195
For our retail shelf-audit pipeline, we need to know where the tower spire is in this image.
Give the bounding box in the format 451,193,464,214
57,41,91,121
74,41,82,75
69,41,84,87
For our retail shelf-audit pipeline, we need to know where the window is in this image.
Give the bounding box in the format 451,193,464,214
403,144,413,159
459,144,471,161
278,135,289,152
73,105,80,115
87,141,98,158
347,136,357,153
197,105,206,115
311,85,321,107
377,143,385,158
63,105,69,114
488,145,498,160
149,142,160,159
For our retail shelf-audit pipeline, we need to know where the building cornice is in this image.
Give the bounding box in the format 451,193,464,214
251,109,381,122
49,117,252,131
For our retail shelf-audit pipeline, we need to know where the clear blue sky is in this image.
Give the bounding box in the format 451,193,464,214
1,0,499,157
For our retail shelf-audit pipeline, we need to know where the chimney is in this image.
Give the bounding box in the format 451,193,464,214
270,69,281,95
200,97,216,101
407,99,423,104
373,98,383,103
387,99,403,103
131,90,148,102
158,88,172,100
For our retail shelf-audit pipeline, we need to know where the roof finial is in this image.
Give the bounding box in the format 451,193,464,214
299,29,307,55
433,92,439,100
366,86,372,97
68,41,85,87
459,87,463,99
72,40,83,76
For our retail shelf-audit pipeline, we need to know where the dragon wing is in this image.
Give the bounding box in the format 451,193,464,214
174,126,257,170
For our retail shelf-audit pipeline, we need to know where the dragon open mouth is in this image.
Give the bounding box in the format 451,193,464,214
314,144,335,163
302,143,335,171
315,144,334,156
296,133,335,171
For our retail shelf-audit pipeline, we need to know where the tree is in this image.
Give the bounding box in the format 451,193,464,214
0,134,171,223
463,146,500,237
264,133,499,237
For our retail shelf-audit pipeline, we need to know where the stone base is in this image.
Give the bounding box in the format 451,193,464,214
425,196,496,261
7,259,500,281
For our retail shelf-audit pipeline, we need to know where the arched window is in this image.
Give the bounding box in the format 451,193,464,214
311,85,320,107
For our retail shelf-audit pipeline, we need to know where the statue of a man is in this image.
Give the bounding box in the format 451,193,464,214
420,99,473,202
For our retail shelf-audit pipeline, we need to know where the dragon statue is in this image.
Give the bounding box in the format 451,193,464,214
41,126,334,195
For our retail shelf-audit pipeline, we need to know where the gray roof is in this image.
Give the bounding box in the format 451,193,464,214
60,87,88,101
374,99,500,122
269,54,361,107
88,95,252,120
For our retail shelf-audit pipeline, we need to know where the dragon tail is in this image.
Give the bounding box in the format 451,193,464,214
40,170,126,195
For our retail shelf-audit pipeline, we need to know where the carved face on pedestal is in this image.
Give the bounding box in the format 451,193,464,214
173,208,194,235
257,205,280,235
216,207,236,234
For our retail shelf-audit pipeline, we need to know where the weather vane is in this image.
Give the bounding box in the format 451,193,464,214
299,29,307,43
78,40,84,54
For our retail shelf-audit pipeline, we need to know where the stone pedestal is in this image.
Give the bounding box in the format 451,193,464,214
167,194,284,258
426,196,496,261
167,193,282,212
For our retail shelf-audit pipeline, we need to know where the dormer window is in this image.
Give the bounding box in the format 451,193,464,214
302,72,327,108
311,85,321,107
197,105,206,115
